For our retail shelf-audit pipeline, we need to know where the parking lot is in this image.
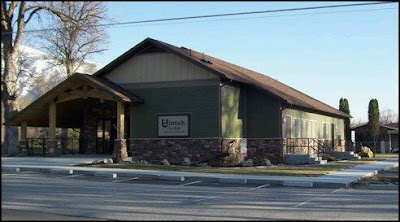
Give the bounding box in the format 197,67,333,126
2,170,398,221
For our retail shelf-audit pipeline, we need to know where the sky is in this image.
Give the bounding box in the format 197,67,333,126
33,1,400,123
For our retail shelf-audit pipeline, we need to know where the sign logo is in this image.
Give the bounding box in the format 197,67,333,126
158,114,190,137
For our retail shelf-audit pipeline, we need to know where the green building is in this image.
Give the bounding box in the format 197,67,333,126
6,38,351,165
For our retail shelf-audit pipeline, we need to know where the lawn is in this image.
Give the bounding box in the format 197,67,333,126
92,153,398,177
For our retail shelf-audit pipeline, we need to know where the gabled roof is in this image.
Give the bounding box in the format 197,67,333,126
351,122,399,130
5,73,143,126
94,38,351,119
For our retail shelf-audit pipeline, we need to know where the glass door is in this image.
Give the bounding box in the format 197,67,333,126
96,119,116,154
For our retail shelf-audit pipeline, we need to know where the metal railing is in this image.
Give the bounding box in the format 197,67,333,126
26,138,46,156
25,137,80,156
60,138,80,155
285,138,343,158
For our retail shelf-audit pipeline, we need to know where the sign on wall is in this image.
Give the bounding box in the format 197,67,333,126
240,138,247,157
158,114,190,137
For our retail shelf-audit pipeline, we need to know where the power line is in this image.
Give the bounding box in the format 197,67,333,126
1,1,396,35
109,7,397,29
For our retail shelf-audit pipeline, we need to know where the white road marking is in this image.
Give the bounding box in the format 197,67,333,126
193,183,270,203
248,184,270,190
112,177,139,183
1,173,16,176
177,181,202,187
294,187,344,208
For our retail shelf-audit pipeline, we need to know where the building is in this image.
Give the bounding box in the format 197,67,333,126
351,123,399,152
5,38,352,165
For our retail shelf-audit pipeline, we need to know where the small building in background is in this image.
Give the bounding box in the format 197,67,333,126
351,123,399,152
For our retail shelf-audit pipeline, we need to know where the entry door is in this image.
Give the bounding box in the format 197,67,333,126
96,119,116,154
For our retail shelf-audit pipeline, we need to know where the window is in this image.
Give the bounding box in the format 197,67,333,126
323,123,328,139
301,120,307,138
294,118,300,138
307,121,312,138
285,116,292,138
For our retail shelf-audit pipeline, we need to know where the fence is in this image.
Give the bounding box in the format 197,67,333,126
285,138,345,158
25,137,80,156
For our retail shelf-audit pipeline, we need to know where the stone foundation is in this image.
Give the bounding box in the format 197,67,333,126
129,138,347,166
129,138,223,166
247,138,285,165
45,139,60,157
129,138,287,166
112,139,128,163
17,140,28,156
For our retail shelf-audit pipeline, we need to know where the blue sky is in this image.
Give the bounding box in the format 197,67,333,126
86,2,398,123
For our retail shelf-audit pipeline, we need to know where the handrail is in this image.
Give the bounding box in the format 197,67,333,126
285,138,339,159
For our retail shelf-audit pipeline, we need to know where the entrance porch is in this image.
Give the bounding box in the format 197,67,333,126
5,73,143,162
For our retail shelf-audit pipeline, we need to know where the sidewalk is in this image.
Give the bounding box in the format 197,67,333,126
2,157,398,188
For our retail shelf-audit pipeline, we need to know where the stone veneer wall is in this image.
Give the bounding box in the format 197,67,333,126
129,138,287,166
247,139,285,165
129,138,223,165
82,99,116,154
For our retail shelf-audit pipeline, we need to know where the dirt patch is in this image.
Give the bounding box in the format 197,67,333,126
350,167,398,189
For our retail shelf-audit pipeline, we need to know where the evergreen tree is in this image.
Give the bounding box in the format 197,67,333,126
339,98,351,141
368,99,380,155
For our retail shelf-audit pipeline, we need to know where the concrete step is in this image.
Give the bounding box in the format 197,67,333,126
330,151,361,160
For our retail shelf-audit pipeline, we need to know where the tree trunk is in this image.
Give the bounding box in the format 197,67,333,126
2,50,19,156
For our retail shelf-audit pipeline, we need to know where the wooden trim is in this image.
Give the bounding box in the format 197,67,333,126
20,121,27,140
49,102,56,139
116,102,125,139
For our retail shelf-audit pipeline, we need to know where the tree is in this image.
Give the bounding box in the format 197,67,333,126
380,108,398,124
339,98,351,141
38,1,109,77
368,99,380,155
37,1,109,148
1,2,74,155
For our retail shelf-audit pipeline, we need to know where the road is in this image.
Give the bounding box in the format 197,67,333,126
2,171,398,221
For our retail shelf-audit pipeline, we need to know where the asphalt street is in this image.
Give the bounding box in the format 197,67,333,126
1,170,399,221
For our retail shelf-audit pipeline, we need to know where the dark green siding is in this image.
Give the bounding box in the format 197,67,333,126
121,82,220,138
246,87,281,138
221,83,245,138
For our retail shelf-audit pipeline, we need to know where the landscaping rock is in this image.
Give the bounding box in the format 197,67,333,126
242,159,253,167
161,159,170,166
262,158,273,166
92,160,104,164
122,157,132,163
358,146,374,158
103,159,113,164
183,157,191,166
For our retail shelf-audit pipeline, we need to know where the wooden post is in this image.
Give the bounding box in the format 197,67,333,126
49,101,56,140
20,121,27,140
116,101,125,139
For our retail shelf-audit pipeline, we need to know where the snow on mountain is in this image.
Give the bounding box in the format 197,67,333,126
18,45,104,96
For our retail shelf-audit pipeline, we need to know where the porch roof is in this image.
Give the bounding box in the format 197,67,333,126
4,73,143,127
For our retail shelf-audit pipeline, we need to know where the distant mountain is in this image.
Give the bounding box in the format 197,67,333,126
18,45,103,94
16,45,104,109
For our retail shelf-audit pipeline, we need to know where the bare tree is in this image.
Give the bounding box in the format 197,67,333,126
380,108,398,124
1,2,75,155
38,1,109,77
36,1,109,147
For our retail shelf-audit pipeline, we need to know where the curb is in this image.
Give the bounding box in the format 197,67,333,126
2,161,398,188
